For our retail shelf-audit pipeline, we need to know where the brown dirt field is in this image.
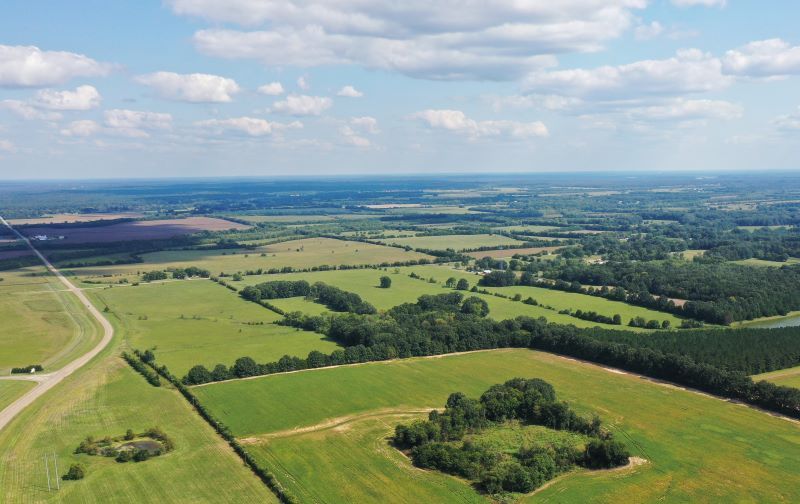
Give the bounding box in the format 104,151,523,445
467,246,562,259
20,217,250,244
8,212,144,225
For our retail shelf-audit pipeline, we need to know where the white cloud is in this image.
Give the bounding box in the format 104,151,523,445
272,94,332,116
0,45,110,88
525,49,731,98
340,126,371,147
0,99,62,121
634,21,664,41
773,107,800,132
490,94,582,112
350,116,379,134
337,85,363,98
625,98,742,121
195,116,302,136
722,39,800,78
60,119,101,137
0,139,15,153
175,0,647,80
34,85,101,110
297,76,310,90
258,81,284,95
103,109,173,137
412,109,548,139
671,0,726,7
136,71,240,102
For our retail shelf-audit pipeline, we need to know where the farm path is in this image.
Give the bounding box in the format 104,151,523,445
0,216,114,432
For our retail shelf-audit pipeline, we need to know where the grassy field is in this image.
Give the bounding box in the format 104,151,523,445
0,348,278,503
232,214,379,223
90,280,340,376
62,238,431,281
195,349,800,503
0,266,101,374
492,225,561,234
733,257,800,267
376,234,524,251
752,365,800,388
735,311,800,329
466,246,562,259
0,380,35,411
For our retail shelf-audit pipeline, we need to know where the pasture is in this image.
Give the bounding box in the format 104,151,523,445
196,349,800,503
89,280,339,376
0,351,278,503
733,257,800,267
8,213,144,226
0,380,35,411
63,238,431,281
466,246,562,259
376,234,525,251
753,365,800,388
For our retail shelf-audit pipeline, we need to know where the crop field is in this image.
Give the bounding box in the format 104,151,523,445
195,349,800,503
7,213,145,226
466,246,562,259
492,225,561,234
0,351,278,503
753,365,800,388
233,214,379,223
0,381,35,411
63,238,431,281
376,234,525,251
89,280,339,376
21,217,249,245
0,272,100,374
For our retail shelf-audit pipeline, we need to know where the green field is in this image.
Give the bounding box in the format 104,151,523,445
753,365,800,388
0,353,278,503
61,238,431,282
0,267,101,374
0,380,35,411
90,280,340,376
376,234,524,251
492,225,561,234
195,349,800,503
733,257,800,267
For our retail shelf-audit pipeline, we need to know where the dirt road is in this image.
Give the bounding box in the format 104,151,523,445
0,216,114,432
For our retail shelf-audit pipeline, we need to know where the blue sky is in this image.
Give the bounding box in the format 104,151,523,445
0,0,799,178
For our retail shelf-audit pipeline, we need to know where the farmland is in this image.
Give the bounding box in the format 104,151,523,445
0,381,35,411
7,213,145,226
376,234,525,251
195,349,800,503
89,280,339,376
465,246,561,259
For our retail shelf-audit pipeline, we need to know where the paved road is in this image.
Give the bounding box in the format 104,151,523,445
0,216,114,432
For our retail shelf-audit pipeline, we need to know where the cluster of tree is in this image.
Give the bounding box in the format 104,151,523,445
10,364,43,374
394,379,629,494
568,310,622,326
75,427,174,463
62,463,86,481
141,270,168,282
122,351,160,386
628,317,670,329
240,280,311,302
170,266,211,279
312,282,377,314
240,280,376,314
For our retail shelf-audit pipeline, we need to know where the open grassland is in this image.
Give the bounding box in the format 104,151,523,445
677,249,706,260
492,225,561,234
196,349,800,503
753,365,800,388
733,257,800,267
376,234,524,251
266,296,331,316
0,264,63,292
233,214,379,223
8,213,144,226
0,349,278,503
0,381,35,411
238,267,634,330
466,246,562,259
63,238,431,281
0,269,100,374
89,280,339,376
735,311,800,329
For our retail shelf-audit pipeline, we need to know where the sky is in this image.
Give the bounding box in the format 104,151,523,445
0,0,799,179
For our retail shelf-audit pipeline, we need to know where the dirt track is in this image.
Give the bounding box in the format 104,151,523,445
0,216,115,433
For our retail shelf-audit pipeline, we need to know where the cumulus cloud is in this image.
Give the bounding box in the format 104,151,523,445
634,21,664,41
773,107,800,132
671,0,726,7
33,85,101,110
60,119,101,137
0,99,62,121
173,0,647,80
136,71,240,102
272,94,332,116
195,116,302,136
625,98,742,121
412,109,548,139
258,81,284,95
350,116,379,134
524,49,731,98
489,94,582,112
0,45,110,88
340,116,379,147
0,139,15,153
337,85,363,98
103,109,173,137
297,76,310,90
339,126,371,147
722,39,800,78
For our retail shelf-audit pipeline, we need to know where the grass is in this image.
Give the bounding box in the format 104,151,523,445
196,349,800,503
733,257,800,267
0,348,278,503
376,234,524,251
492,225,561,234
62,238,431,281
735,311,800,329
0,380,35,411
0,267,100,374
752,365,800,388
90,280,340,376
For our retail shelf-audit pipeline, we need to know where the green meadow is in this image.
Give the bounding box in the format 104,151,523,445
0,380,35,411
753,365,800,388
196,349,800,503
89,280,340,376
376,234,524,251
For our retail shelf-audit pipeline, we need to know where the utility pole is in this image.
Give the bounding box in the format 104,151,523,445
44,454,51,492
53,452,60,490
